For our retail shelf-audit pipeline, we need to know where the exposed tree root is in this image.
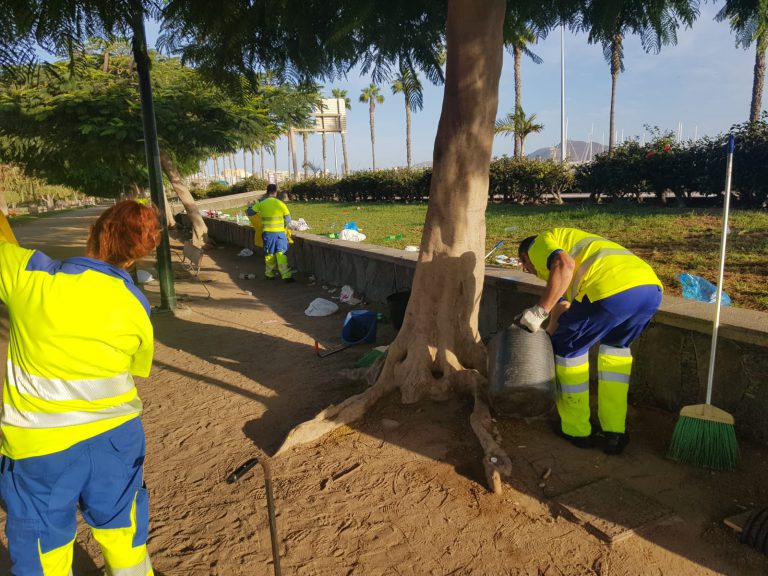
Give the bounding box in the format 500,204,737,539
275,350,513,495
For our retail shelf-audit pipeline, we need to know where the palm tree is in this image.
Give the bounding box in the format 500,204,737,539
331,88,351,175
717,1,768,123
504,19,543,158
495,108,544,158
302,132,310,179
391,68,424,168
581,1,699,154
359,84,384,170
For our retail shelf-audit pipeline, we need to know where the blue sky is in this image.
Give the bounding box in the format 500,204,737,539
146,3,761,174
239,1,759,174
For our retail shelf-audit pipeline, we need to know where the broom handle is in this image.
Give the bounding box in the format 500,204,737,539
705,134,734,406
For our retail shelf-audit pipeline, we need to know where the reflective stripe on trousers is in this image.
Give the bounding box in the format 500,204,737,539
264,253,291,279
598,345,633,434
0,419,152,576
555,353,591,437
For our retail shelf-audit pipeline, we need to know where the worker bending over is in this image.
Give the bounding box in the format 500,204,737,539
246,183,293,282
0,201,157,575
518,228,663,455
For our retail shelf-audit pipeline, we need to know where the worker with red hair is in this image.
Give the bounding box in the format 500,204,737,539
0,201,158,575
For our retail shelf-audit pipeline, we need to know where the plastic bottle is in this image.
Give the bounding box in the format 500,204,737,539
384,234,403,240
239,273,256,280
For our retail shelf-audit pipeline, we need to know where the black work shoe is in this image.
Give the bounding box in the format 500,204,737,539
281,276,295,283
555,428,594,449
602,432,630,455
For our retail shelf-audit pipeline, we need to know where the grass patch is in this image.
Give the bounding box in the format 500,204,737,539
225,202,768,312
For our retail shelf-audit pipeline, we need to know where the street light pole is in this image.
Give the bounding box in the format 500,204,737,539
130,5,176,311
561,23,566,164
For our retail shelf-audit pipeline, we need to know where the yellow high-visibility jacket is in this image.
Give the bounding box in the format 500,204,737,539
253,197,290,233
0,241,153,459
528,227,662,303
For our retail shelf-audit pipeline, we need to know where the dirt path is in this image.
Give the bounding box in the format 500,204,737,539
2,207,768,575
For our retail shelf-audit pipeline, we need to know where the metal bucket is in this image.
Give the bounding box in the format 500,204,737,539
487,323,556,419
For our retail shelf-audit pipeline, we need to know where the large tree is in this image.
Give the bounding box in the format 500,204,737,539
160,0,588,491
504,15,543,158
391,68,424,168
580,0,699,154
359,84,384,170
0,55,311,246
716,0,768,123
331,87,352,175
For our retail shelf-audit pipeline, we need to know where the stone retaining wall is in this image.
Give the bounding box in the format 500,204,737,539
179,214,768,443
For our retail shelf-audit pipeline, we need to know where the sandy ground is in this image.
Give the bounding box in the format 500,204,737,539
2,206,768,575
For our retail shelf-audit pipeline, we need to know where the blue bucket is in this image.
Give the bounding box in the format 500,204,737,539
341,310,378,345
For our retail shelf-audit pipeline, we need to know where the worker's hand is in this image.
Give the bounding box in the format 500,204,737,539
519,305,549,333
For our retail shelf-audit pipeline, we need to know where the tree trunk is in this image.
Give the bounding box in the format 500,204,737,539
514,44,521,158
242,148,247,176
322,133,328,174
369,99,376,170
0,165,9,216
273,141,278,175
162,185,176,229
102,50,110,73
341,132,350,175
303,132,310,179
289,130,299,178
260,147,265,178
213,155,219,177
159,151,208,247
277,0,511,493
405,99,413,168
608,34,622,156
251,149,256,178
520,134,525,158
750,33,766,123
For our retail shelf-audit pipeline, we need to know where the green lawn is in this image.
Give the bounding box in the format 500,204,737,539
225,202,768,311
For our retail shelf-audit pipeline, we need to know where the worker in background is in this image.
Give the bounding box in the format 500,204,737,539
517,228,663,455
246,183,293,282
0,201,157,575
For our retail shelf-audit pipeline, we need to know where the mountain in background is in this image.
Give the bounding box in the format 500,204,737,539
408,139,608,169
526,140,607,162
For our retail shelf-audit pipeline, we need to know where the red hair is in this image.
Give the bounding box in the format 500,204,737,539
86,201,161,268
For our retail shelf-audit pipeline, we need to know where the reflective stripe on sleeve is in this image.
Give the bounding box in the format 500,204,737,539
2,397,143,428
7,361,136,402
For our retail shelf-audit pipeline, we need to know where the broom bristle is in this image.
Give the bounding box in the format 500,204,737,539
667,412,740,471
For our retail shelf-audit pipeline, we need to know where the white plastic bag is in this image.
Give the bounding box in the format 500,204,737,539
136,269,154,284
338,228,366,242
339,285,361,305
289,218,310,231
304,298,339,317
237,248,254,257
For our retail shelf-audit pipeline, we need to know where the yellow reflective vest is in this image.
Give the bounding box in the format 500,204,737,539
0,241,153,459
0,212,17,245
255,197,290,233
528,227,662,303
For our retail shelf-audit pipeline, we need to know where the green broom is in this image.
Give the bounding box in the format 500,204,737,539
667,134,740,471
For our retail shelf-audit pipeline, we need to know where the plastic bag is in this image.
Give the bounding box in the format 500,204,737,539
136,269,154,284
304,298,339,317
676,273,732,306
288,218,310,231
338,228,366,242
339,285,361,305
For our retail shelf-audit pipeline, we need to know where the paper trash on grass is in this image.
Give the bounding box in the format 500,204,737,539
237,248,254,257
494,255,520,266
304,298,339,317
404,245,419,252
